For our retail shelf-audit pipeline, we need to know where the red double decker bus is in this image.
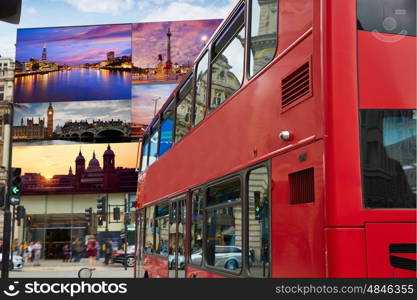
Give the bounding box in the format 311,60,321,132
135,0,416,278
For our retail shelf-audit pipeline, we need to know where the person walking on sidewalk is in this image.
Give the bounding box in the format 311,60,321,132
104,238,113,265
33,241,42,266
86,235,98,270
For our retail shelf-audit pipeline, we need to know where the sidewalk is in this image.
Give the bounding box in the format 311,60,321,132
10,259,135,278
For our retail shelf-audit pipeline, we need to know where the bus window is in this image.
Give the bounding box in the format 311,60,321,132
149,122,159,166
189,189,204,265
155,204,169,256
206,178,242,272
210,6,245,111
160,101,174,156
144,206,155,254
194,52,209,126
361,109,416,208
247,166,270,277
140,136,150,172
357,0,416,37
249,0,278,77
175,76,193,143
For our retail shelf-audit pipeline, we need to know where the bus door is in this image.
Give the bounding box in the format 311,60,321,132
271,141,326,277
168,198,186,278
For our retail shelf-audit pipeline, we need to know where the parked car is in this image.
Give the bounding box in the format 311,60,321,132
111,245,135,267
0,254,24,270
190,246,251,271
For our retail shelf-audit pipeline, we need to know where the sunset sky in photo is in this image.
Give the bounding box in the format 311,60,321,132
16,24,132,65
132,19,221,68
131,83,177,125
13,142,140,177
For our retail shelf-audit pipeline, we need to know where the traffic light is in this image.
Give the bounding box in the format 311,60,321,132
11,167,22,197
98,215,104,226
96,196,107,220
85,207,92,224
254,191,262,220
26,215,32,227
113,207,120,221
16,205,25,226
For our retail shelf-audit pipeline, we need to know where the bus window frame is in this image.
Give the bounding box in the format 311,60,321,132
149,120,160,166
204,175,243,276
208,3,246,113
244,162,272,278
140,134,150,172
246,0,279,80
192,50,209,128
174,73,194,144
154,202,170,258
159,99,175,157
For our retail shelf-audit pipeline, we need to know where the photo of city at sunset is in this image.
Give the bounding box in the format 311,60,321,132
14,24,132,102
132,19,221,83
13,100,133,145
131,83,177,139
12,142,139,195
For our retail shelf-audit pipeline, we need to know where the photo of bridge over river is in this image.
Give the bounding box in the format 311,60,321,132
13,100,133,145
14,24,132,102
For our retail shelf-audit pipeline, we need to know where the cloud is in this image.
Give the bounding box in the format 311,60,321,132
140,0,238,22
61,0,135,15
27,7,38,15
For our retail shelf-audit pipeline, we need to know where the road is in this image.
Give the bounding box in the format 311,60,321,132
9,259,135,278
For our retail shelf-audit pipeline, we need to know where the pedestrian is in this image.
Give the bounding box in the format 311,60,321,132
95,240,101,261
27,241,34,263
104,238,113,265
33,241,42,266
74,238,83,262
0,239,3,254
62,244,70,262
12,239,20,256
86,235,98,270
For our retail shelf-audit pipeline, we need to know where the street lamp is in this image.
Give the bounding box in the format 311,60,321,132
201,35,208,46
152,97,161,116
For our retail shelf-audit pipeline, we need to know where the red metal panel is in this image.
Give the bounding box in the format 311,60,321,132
322,0,416,227
278,0,313,54
325,228,367,278
365,223,416,278
141,254,168,278
141,33,317,205
358,32,416,109
271,141,325,277
186,266,224,278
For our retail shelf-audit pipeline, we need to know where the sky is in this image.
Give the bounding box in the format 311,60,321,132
131,83,176,124
16,25,131,65
132,20,221,68
14,100,132,127
0,0,238,58
13,142,140,177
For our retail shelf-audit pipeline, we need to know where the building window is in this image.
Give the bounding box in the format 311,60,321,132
194,52,209,126
247,166,270,277
210,6,245,111
249,0,278,77
159,101,174,156
189,189,204,265
206,178,242,272
155,204,169,256
145,206,155,253
0,85,4,101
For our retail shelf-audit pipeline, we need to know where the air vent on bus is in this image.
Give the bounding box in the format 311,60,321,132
289,168,315,205
281,61,312,109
